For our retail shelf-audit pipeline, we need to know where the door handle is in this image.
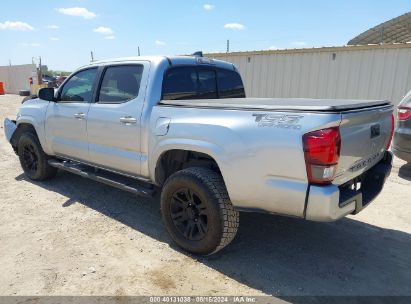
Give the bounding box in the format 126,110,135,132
120,116,137,125
74,113,86,119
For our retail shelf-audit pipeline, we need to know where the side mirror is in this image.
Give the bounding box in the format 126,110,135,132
38,88,56,102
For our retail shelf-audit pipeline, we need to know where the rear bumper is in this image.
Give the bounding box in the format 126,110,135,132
305,151,392,221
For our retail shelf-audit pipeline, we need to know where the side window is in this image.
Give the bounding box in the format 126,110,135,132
162,67,198,100
60,68,97,102
217,69,245,98
98,65,144,103
198,69,217,99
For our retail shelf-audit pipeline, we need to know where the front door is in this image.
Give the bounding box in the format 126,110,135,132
45,68,98,161
86,62,149,176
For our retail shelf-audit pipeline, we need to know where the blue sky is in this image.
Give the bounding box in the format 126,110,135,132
1,0,410,71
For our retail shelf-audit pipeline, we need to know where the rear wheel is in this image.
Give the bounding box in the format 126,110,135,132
161,167,239,255
18,132,57,180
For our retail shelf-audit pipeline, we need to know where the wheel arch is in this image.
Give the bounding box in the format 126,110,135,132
11,121,45,153
153,146,226,186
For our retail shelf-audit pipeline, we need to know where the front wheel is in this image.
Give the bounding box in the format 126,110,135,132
161,167,239,255
18,132,57,181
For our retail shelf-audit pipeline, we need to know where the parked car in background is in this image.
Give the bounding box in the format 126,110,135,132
42,75,54,83
55,76,67,87
42,75,58,88
393,90,411,163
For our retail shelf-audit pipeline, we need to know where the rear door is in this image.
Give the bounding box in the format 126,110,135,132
334,105,393,185
86,62,150,176
45,68,98,161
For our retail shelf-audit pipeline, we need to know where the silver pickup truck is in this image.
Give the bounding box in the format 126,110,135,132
4,55,394,255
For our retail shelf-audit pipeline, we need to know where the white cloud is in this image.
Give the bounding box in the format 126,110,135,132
203,4,215,10
292,41,306,46
0,21,34,31
47,25,59,29
50,37,59,41
93,26,114,35
269,46,278,50
57,7,97,19
224,23,245,30
155,40,166,46
105,35,115,40
22,42,40,47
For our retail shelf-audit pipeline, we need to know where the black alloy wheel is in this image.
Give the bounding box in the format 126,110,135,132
18,132,58,181
161,167,239,255
170,187,208,241
21,143,39,174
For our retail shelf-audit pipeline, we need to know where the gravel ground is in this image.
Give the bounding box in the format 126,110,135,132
0,94,410,297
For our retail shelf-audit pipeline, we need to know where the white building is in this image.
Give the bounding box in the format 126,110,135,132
0,64,37,94
208,43,411,107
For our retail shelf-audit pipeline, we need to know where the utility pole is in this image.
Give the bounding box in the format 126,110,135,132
138,46,141,56
90,51,95,62
226,39,230,53
38,56,43,85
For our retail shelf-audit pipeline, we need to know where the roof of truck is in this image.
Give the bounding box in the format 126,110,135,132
82,55,236,70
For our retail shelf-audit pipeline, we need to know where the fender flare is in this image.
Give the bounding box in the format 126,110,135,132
13,116,49,154
149,138,228,183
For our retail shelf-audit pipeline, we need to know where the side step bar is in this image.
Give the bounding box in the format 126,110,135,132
48,159,156,197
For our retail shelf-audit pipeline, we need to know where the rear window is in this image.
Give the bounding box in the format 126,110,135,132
162,66,244,100
162,67,198,100
198,69,218,99
217,69,245,98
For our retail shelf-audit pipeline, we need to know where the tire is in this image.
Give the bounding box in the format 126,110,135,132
161,167,239,255
19,90,30,97
18,132,57,181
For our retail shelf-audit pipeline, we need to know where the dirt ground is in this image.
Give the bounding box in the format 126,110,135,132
0,94,410,297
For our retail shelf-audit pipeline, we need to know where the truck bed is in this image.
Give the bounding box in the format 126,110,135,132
159,98,391,112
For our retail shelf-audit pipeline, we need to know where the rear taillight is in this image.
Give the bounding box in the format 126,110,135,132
386,113,395,150
398,107,411,121
303,127,341,185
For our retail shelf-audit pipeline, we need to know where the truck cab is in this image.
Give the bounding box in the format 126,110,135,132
34,56,244,178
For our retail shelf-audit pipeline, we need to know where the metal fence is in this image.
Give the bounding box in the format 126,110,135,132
208,43,411,106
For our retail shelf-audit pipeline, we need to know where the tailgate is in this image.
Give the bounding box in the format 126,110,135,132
334,105,393,185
